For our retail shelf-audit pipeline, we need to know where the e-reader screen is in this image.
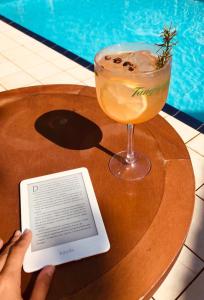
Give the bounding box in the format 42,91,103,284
28,172,98,252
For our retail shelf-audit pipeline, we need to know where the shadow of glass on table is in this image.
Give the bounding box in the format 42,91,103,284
34,109,124,160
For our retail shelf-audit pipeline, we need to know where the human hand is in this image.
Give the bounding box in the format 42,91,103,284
0,229,55,300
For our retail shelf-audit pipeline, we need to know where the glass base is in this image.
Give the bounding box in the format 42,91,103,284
109,151,151,181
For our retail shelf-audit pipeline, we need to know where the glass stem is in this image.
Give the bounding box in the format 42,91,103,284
126,123,135,164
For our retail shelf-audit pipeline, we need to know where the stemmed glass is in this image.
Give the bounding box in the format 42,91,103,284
94,43,171,181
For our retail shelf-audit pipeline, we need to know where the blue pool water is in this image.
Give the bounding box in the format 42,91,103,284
0,0,204,122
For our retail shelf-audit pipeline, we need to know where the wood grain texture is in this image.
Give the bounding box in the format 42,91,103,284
0,85,195,300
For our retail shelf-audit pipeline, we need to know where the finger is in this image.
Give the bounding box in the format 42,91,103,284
0,239,3,250
0,230,21,255
3,229,32,274
0,230,22,271
30,266,55,300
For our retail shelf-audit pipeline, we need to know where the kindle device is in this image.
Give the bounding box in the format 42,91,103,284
20,168,110,273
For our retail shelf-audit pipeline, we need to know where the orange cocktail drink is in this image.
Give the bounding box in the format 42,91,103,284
95,46,171,124
94,42,172,180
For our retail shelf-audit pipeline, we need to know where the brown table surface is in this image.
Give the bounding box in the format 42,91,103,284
0,84,195,300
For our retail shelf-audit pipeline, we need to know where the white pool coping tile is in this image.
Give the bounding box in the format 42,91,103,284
40,71,82,85
68,65,94,81
2,45,34,61
52,56,82,70
196,185,204,200
0,60,21,78
31,43,66,61
159,110,170,118
187,148,204,189
153,246,204,300
0,32,20,51
0,84,6,92
0,71,39,89
12,52,46,69
187,133,204,157
178,246,204,273
83,77,96,87
185,196,204,261
178,270,204,300
26,61,62,80
0,53,9,64
0,20,18,33
9,31,44,48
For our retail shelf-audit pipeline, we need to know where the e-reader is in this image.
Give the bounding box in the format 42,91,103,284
20,168,110,273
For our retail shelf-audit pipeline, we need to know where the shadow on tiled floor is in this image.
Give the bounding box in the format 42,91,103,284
177,196,204,299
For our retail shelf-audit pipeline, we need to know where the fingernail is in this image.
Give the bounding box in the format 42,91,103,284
45,265,55,276
23,229,31,236
14,230,21,237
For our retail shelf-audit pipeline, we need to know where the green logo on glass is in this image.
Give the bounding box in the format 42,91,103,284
132,79,170,97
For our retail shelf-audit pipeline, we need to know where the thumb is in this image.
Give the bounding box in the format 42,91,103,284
3,229,32,274
30,265,55,300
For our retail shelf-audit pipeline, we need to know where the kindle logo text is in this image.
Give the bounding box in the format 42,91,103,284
59,248,74,256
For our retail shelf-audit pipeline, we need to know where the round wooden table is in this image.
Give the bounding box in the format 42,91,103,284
0,85,195,300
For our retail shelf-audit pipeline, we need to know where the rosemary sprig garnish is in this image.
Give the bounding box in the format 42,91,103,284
156,25,177,69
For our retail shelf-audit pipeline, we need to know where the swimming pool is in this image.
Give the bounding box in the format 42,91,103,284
0,0,204,122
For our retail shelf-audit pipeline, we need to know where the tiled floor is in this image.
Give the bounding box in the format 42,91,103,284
0,20,204,300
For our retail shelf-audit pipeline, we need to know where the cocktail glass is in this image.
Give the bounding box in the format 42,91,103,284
94,42,171,180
